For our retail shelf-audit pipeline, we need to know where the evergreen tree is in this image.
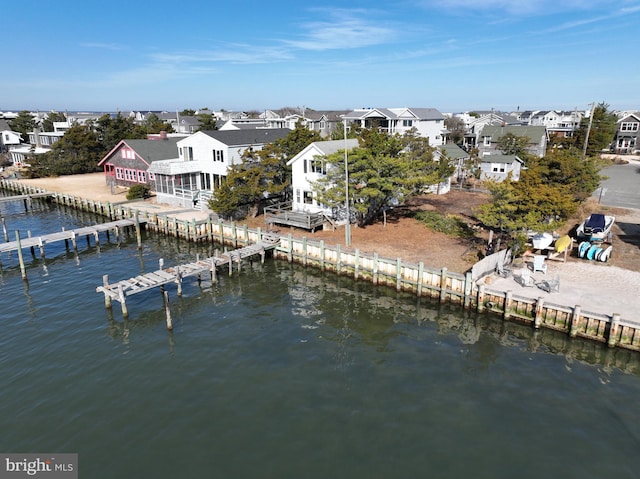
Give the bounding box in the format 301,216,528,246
8,110,37,142
144,113,174,134
574,102,617,156
25,124,102,177
41,111,67,132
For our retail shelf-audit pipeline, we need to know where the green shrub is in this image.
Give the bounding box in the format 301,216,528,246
126,184,150,200
412,210,476,238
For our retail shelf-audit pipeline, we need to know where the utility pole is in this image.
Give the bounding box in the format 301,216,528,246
582,102,595,159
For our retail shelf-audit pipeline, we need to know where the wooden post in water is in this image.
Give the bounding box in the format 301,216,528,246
118,284,128,317
504,291,513,319
415,261,423,295
534,297,545,328
210,257,217,284
38,237,45,258
159,258,164,270
176,267,183,297
477,284,486,312
396,258,402,291
463,272,473,308
354,249,360,280
27,230,35,256
70,231,77,251
569,305,581,337
608,313,621,348
102,275,112,308
163,290,173,331
135,211,142,249
2,217,8,242
15,230,27,281
439,267,448,302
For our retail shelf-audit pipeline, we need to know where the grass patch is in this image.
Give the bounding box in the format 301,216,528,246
412,210,476,238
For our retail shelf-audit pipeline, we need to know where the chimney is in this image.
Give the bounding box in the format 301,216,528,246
160,130,167,140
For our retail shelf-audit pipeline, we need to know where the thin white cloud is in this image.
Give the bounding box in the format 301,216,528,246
151,44,293,65
80,42,125,51
415,0,634,16
283,8,396,51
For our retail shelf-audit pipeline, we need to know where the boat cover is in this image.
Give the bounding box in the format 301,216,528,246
584,214,606,233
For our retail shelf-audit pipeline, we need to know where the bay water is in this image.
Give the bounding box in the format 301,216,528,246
1,197,640,478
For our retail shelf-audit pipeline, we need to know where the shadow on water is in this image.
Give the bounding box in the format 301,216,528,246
101,255,640,376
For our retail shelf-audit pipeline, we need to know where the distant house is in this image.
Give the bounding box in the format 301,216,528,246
0,129,22,152
97,135,182,188
479,154,525,182
478,125,548,158
343,107,445,145
148,128,290,208
612,113,640,154
438,143,470,188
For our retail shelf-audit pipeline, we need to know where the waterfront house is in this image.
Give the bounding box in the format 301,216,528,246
97,134,182,189
148,128,290,209
612,113,640,154
479,154,524,182
286,138,359,216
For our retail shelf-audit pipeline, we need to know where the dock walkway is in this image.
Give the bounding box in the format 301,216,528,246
0,192,53,204
96,233,280,317
0,218,145,254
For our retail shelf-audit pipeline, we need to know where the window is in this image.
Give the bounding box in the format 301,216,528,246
483,136,491,146
183,146,194,161
295,189,301,204
115,167,124,180
402,120,413,127
310,159,324,174
121,148,135,159
148,172,155,181
213,150,224,162
621,122,639,132
303,191,313,205
137,170,146,183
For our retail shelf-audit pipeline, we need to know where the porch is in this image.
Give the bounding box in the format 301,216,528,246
264,201,327,231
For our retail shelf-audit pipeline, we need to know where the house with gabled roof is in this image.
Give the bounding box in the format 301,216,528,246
97,134,182,188
285,138,359,216
479,154,525,182
148,128,290,209
612,113,640,154
343,107,445,145
478,125,548,158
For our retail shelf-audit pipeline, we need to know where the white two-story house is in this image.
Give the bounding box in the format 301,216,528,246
148,128,290,208
286,139,359,216
343,107,445,145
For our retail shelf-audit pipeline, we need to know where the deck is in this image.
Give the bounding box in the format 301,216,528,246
264,202,326,231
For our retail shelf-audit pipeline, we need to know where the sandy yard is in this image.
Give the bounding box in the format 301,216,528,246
7,172,640,321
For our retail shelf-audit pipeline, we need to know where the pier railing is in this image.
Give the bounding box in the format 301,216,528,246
2,179,640,352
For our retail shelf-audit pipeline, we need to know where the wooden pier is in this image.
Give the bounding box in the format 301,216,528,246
0,192,53,204
0,218,145,279
96,233,280,323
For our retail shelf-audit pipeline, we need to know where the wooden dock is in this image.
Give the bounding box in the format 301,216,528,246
96,233,280,320
0,219,144,254
0,192,53,204
0,218,145,280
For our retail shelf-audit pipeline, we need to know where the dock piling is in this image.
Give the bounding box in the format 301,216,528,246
15,230,27,281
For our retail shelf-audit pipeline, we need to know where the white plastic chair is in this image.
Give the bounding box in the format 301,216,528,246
532,255,547,275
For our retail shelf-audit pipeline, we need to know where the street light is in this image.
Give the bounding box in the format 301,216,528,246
342,116,351,247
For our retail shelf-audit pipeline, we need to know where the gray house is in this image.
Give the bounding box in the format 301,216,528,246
478,125,548,157
612,113,640,154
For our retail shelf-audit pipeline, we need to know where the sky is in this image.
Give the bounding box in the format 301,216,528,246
2,0,639,114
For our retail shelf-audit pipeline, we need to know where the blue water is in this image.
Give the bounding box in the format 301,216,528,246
1,197,640,479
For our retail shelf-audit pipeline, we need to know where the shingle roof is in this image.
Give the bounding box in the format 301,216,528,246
480,154,524,164
121,138,180,162
439,143,469,160
480,125,547,142
200,128,291,146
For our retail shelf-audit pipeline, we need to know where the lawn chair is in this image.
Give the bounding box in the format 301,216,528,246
532,254,547,275
537,274,560,293
517,268,535,287
496,260,512,278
